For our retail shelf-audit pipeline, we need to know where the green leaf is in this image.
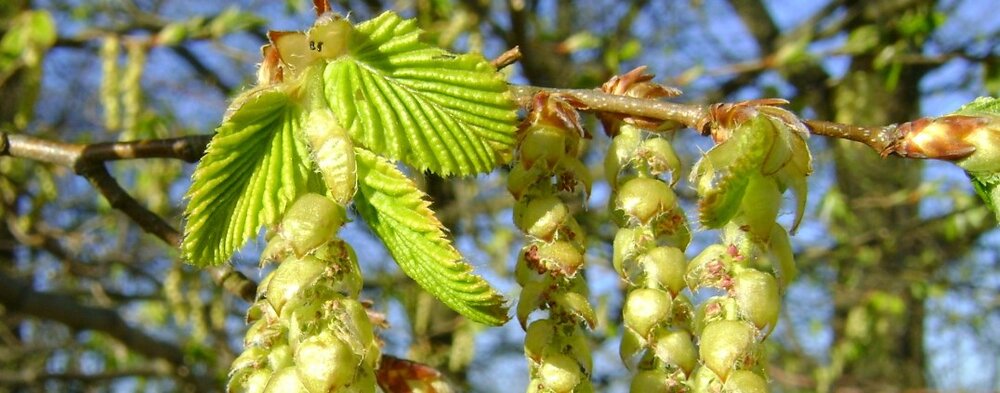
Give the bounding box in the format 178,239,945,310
324,11,517,176
353,148,509,325
182,89,322,266
954,96,1000,116
970,173,999,217
954,97,1000,222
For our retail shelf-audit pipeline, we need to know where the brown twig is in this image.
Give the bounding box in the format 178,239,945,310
490,46,522,70
507,85,919,158
80,134,213,163
0,131,257,302
509,85,708,129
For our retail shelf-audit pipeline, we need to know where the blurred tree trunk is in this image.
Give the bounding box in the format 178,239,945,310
826,1,934,390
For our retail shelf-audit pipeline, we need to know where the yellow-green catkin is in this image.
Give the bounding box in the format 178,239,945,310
607,124,695,393
228,193,380,393
509,93,595,393
121,40,147,138
685,101,811,391
99,35,121,132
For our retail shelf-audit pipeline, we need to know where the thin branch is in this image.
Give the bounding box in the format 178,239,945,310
510,85,708,128
171,45,237,95
0,270,183,367
490,46,522,70
0,131,257,303
507,85,927,158
804,119,898,155
81,134,212,163
78,163,182,245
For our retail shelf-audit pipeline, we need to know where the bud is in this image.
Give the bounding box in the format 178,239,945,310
287,297,324,349
689,365,723,393
517,279,549,329
521,125,570,171
733,268,781,333
295,333,359,392
559,217,587,247
538,352,585,393
550,290,596,328
598,67,683,135
231,345,268,372
670,295,695,332
639,137,682,186
723,370,769,393
535,241,585,277
693,296,739,336
604,125,641,188
619,329,644,369
686,244,731,291
507,163,542,200
699,320,756,382
651,207,691,249
556,156,593,196
329,242,363,297
638,247,687,295
894,114,993,171
612,228,648,279
245,318,282,348
279,193,346,257
623,288,672,338
651,328,697,375
334,299,379,366
265,255,326,314
267,342,294,371
515,250,544,286
229,368,271,393
629,369,671,393
263,366,307,392
306,13,353,60
524,319,556,363
515,196,569,241
615,177,677,225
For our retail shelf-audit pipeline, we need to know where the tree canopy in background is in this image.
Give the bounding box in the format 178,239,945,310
0,0,998,392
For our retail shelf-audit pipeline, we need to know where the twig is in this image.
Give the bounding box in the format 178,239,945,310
80,135,213,163
0,131,257,302
78,163,183,245
507,85,914,157
803,119,899,156
490,46,521,70
509,85,708,128
0,270,194,382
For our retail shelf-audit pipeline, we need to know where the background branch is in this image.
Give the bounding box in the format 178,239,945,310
0,131,256,302
0,270,204,388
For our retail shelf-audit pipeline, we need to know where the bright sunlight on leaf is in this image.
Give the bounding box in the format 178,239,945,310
353,147,509,325
325,11,517,176
182,89,323,266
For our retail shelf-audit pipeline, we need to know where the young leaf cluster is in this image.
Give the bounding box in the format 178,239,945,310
181,9,517,325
